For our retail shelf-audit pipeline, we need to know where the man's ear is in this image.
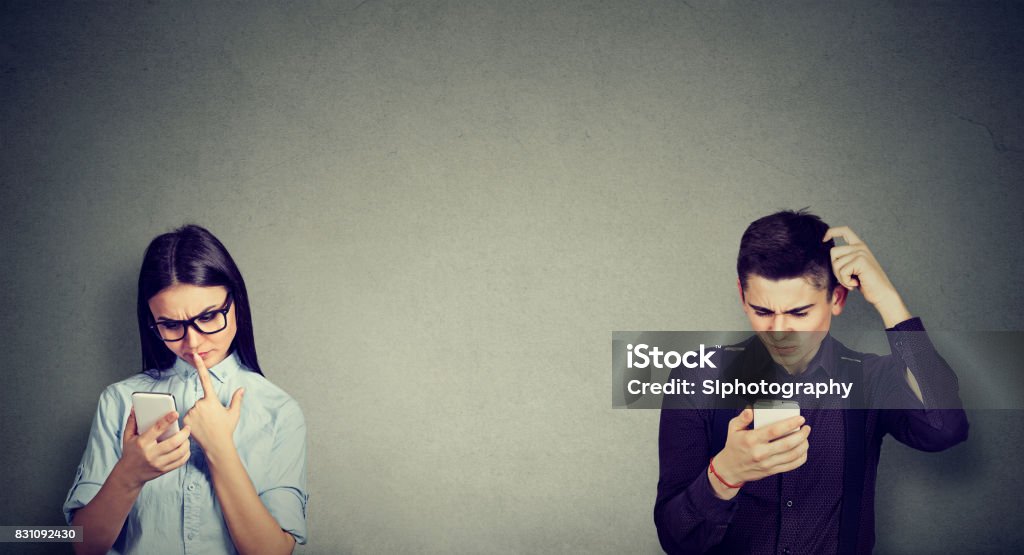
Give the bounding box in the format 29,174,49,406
737,278,745,306
830,285,849,316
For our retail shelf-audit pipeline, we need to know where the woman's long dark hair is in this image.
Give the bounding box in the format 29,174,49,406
136,224,263,375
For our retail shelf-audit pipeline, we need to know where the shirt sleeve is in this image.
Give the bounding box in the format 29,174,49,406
63,387,127,525
869,317,969,451
258,399,309,545
654,367,739,554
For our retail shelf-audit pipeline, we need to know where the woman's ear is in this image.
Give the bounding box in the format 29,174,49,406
736,278,745,307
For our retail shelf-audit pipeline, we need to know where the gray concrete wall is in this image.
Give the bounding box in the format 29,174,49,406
2,1,1022,553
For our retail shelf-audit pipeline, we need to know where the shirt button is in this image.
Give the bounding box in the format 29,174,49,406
188,484,196,491
188,532,195,540
782,548,791,555
786,500,793,508
896,340,903,347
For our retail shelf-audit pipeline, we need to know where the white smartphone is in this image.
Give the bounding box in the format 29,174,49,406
132,392,180,442
753,400,801,436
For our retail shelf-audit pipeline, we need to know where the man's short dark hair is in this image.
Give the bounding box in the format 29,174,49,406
737,208,839,296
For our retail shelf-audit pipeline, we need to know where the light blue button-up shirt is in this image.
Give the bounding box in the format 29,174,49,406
63,351,308,554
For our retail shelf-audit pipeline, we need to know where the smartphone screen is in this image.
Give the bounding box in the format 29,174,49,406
131,392,180,442
753,399,801,435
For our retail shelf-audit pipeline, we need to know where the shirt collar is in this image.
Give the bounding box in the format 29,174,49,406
809,333,837,377
171,350,243,383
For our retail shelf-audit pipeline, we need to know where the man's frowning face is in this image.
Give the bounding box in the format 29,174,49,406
739,274,847,375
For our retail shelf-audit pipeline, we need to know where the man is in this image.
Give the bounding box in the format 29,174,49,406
654,209,968,554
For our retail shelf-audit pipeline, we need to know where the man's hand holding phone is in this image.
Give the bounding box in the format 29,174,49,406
115,407,192,489
708,408,811,500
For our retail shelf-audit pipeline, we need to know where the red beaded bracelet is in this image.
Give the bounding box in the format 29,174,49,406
709,457,744,489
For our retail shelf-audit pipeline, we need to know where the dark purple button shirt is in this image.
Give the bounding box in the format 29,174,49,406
654,318,969,554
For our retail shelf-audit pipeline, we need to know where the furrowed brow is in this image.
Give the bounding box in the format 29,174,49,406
155,303,219,321
749,303,814,314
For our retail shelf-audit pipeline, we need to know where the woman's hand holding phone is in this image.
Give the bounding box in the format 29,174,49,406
117,407,192,488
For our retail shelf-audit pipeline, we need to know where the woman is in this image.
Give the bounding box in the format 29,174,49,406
63,224,308,555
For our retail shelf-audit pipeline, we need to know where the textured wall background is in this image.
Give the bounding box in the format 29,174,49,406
2,1,1023,553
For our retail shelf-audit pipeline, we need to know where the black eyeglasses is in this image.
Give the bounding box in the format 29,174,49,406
150,292,234,342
